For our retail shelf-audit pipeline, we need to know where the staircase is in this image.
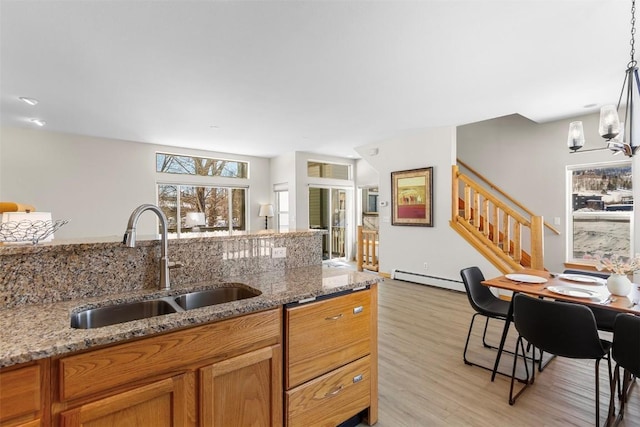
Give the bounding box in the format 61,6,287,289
450,161,560,274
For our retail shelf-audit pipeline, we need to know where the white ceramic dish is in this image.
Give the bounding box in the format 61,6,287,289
546,286,600,299
505,274,548,284
558,274,604,285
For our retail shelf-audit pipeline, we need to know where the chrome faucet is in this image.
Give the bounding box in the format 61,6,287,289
123,204,171,290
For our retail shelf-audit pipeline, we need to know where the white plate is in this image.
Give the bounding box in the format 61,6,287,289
505,274,548,284
558,274,604,285
546,286,600,298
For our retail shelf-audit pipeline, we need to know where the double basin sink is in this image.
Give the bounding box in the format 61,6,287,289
70,285,261,329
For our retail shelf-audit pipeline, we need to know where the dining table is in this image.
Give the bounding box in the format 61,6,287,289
482,269,640,381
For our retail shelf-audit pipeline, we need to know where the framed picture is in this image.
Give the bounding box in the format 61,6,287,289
391,167,433,226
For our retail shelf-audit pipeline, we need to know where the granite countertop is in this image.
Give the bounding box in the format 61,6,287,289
0,229,326,255
0,265,381,368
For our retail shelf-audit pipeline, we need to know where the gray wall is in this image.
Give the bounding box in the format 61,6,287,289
457,112,640,275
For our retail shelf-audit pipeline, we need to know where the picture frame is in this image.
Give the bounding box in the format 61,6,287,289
391,167,433,226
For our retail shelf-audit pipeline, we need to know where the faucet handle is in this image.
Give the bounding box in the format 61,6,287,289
168,261,184,269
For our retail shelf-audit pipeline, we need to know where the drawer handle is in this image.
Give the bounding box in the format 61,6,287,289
324,385,344,397
353,374,363,383
325,313,343,321
353,305,363,314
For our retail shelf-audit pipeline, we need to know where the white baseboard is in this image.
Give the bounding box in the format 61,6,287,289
390,269,464,292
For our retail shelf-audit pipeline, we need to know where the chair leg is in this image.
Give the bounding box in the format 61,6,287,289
463,313,529,382
607,364,619,426
595,359,601,426
481,316,491,348
463,313,479,365
619,369,631,421
609,365,630,427
509,336,532,405
594,356,612,427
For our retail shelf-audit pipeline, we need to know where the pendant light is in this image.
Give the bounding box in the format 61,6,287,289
569,0,639,157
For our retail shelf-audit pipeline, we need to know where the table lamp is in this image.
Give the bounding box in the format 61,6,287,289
185,212,206,232
258,204,274,230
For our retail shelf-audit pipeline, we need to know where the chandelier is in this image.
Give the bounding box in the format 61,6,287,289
568,0,639,157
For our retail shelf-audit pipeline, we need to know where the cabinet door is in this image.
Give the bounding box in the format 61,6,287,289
200,345,282,427
59,375,192,427
0,360,48,427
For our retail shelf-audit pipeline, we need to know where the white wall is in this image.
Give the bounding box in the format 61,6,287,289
0,127,271,239
270,151,296,229
457,112,640,275
355,158,379,187
356,127,498,291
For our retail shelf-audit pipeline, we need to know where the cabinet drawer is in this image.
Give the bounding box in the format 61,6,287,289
286,290,370,388
285,356,370,427
0,362,42,424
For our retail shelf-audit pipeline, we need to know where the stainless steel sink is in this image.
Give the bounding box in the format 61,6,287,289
70,284,261,329
70,299,178,329
174,285,262,310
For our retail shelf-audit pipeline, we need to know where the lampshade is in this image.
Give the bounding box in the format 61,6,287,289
567,121,585,151
599,104,621,139
258,204,274,217
185,212,205,227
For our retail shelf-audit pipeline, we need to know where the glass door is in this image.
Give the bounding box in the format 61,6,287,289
308,187,351,261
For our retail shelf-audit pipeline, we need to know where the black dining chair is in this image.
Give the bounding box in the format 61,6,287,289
562,269,617,332
460,267,514,375
509,293,612,426
608,313,640,426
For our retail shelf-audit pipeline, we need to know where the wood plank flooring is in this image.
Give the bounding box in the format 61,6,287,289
364,277,640,427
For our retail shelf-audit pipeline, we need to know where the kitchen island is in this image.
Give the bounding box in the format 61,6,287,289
0,231,380,426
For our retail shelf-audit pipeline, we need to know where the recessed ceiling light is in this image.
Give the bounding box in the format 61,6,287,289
30,118,46,127
19,97,39,106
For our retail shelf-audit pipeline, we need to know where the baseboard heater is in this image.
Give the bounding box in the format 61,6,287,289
391,269,464,292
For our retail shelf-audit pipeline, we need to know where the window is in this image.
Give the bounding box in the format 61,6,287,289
307,161,350,179
567,161,632,262
275,190,289,232
158,184,247,236
156,152,248,178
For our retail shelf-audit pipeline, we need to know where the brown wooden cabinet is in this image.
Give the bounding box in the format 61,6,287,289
58,374,192,427
1,285,378,427
52,308,282,427
0,359,49,427
200,344,282,427
284,285,378,427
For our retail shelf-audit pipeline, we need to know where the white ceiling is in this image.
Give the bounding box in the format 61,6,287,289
0,0,632,159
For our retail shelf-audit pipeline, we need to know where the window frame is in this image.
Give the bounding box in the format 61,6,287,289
156,152,249,179
566,159,633,264
275,189,289,233
157,183,248,237
306,160,352,180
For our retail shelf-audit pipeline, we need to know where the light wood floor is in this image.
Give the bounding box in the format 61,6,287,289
364,277,640,427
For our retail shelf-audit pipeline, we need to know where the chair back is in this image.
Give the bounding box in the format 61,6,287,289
512,294,608,359
562,269,609,279
562,269,616,332
613,314,640,377
460,266,498,316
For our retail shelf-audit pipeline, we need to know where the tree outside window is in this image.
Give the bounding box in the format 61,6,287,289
158,184,246,235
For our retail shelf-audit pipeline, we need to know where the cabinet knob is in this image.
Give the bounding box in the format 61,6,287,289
353,374,363,383
353,305,364,314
